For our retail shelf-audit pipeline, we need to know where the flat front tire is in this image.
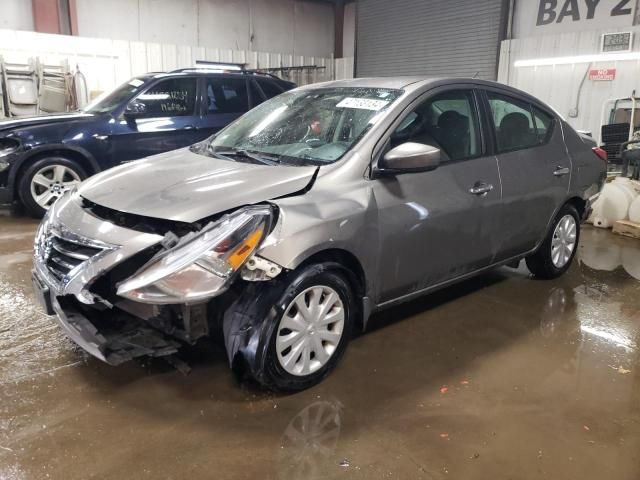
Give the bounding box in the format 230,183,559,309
18,157,87,218
526,204,580,279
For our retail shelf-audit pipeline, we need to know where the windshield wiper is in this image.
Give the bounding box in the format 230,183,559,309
211,147,281,165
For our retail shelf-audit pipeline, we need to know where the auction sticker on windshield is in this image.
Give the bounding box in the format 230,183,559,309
336,97,389,111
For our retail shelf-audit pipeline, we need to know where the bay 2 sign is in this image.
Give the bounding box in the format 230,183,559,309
589,68,617,80
537,0,637,26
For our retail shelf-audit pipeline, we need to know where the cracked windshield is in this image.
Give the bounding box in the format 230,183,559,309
201,87,403,166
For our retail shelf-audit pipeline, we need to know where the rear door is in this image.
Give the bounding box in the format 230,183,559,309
110,76,202,162
482,89,570,260
198,76,250,137
373,87,503,303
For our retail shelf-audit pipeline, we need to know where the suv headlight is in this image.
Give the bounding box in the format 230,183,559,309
117,205,272,304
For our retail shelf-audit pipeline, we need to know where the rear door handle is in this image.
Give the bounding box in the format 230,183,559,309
469,182,494,196
183,125,195,130
553,166,570,176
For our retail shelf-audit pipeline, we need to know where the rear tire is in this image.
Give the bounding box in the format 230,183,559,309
526,204,580,279
18,156,87,218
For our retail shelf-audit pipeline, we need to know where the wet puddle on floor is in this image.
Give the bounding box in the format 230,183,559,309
0,216,639,479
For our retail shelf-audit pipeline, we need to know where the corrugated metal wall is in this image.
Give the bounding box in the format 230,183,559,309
0,28,335,100
356,0,506,80
498,26,640,143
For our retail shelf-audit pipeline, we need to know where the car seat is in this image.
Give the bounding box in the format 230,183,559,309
499,112,533,151
434,110,470,159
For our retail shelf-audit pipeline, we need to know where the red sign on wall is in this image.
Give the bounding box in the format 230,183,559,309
589,68,616,81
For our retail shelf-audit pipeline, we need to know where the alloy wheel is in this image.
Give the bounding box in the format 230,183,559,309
551,214,577,268
276,286,345,376
30,164,81,210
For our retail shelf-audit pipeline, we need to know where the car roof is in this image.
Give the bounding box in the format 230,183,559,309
298,77,556,115
146,70,289,83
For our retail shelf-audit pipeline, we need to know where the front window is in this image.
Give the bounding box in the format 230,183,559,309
82,76,150,114
133,78,198,117
200,87,403,166
390,90,480,161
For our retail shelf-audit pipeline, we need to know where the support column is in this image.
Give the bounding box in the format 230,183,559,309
31,0,76,35
334,0,345,58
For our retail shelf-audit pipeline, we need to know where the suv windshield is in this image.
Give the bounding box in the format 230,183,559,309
202,87,403,166
82,76,150,114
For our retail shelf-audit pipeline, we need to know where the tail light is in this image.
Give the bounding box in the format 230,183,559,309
592,146,608,163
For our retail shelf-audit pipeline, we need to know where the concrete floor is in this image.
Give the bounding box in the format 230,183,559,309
1,210,640,480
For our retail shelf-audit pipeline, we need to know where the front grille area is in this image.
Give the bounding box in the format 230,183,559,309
45,236,103,281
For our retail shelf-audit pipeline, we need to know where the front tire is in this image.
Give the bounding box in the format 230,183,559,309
235,263,356,392
18,157,87,218
526,204,580,279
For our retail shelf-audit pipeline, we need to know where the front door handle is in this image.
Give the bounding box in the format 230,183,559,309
469,182,494,196
183,125,195,130
553,166,570,176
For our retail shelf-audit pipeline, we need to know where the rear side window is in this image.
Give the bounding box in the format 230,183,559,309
487,92,554,152
135,77,197,117
206,77,249,114
257,79,285,99
487,93,538,152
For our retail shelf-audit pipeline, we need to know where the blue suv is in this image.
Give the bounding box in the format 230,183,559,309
0,69,295,217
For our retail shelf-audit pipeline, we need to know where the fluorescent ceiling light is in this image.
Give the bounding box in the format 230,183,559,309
514,51,640,67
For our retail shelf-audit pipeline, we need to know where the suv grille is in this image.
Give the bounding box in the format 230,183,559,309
46,236,103,281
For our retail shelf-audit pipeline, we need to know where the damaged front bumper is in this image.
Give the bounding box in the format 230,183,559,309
31,194,205,365
32,192,285,367
33,270,181,365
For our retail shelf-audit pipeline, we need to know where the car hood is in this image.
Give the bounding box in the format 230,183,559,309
78,148,318,223
0,112,95,132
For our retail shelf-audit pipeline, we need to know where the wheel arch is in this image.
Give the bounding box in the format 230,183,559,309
291,247,369,332
10,145,100,199
565,196,587,220
532,196,585,254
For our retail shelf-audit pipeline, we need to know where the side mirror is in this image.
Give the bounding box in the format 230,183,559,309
124,102,146,117
378,142,441,174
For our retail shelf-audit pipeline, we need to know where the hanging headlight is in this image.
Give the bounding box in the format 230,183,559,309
117,205,272,304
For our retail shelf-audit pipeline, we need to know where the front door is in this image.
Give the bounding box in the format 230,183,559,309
110,76,203,163
373,88,502,303
483,90,571,260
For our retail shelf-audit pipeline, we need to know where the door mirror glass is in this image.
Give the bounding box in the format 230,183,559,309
379,142,441,174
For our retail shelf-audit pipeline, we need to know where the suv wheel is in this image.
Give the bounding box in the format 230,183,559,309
526,204,580,279
18,157,87,218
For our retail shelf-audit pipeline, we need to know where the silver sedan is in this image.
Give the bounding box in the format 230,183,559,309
32,77,606,391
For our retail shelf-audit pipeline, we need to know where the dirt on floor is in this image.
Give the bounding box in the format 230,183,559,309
1,210,640,480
